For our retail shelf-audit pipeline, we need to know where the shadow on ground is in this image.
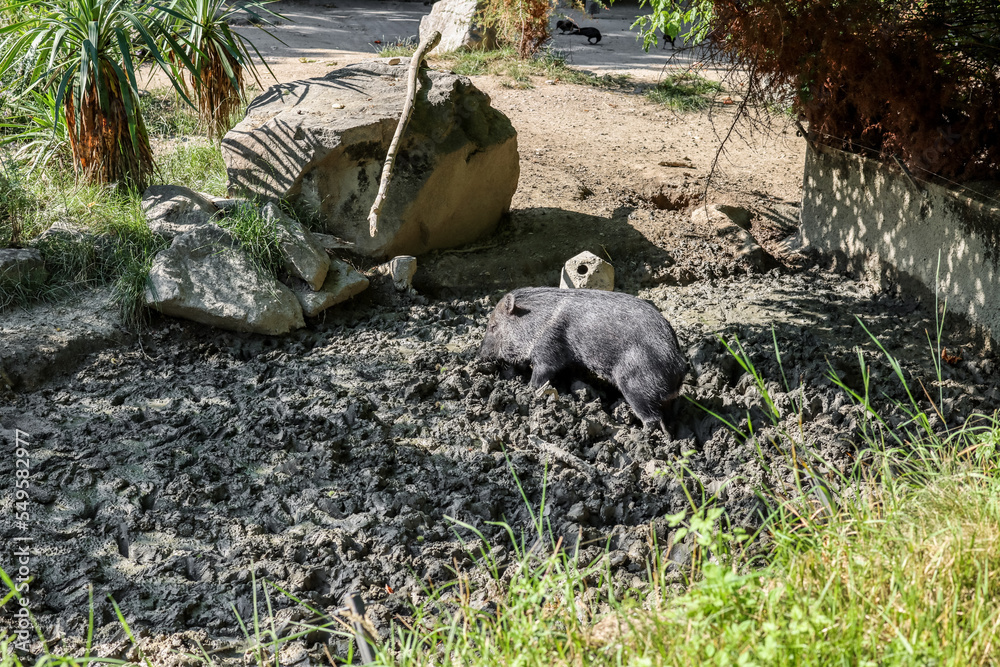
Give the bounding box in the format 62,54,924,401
416,205,665,295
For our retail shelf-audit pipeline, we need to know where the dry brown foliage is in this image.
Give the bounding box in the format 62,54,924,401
709,0,1000,182
193,45,245,142
64,63,154,189
481,0,554,58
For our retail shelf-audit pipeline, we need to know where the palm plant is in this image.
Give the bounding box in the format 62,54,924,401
166,0,280,141
0,89,72,173
0,0,195,188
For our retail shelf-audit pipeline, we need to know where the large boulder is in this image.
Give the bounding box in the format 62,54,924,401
419,0,497,55
145,226,305,335
222,60,519,258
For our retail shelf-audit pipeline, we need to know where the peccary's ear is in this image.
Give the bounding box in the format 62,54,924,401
500,292,528,316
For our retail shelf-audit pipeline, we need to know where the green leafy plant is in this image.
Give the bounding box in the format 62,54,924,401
0,158,35,248
0,89,72,173
644,72,722,111
165,0,281,141
0,0,196,188
632,0,713,50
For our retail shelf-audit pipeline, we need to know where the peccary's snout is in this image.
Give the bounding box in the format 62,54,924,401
478,307,508,361
477,330,496,360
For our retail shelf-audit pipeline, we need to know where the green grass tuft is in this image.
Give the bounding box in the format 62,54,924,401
140,90,201,139
376,37,419,58
0,164,168,324
0,86,233,323
0,158,39,248
435,46,632,90
215,201,283,279
156,142,229,197
645,73,724,111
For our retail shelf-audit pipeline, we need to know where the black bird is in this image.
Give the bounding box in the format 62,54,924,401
572,27,601,44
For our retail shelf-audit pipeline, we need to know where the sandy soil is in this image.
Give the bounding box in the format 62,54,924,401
2,5,997,665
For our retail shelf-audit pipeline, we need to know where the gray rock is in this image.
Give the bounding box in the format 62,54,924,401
261,203,330,291
312,233,355,250
142,185,220,239
32,221,90,245
691,204,776,272
419,0,497,55
0,248,47,288
293,259,369,317
378,255,417,291
691,203,752,230
223,60,519,258
145,226,305,335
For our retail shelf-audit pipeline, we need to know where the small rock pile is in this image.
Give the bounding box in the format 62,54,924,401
142,185,370,335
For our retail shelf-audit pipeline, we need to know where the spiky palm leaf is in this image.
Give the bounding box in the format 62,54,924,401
0,0,197,188
167,0,282,141
0,89,71,173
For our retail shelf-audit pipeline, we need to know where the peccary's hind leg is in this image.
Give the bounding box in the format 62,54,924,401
613,350,668,428
626,393,666,429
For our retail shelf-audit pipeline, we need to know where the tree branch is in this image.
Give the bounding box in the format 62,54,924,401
367,30,441,238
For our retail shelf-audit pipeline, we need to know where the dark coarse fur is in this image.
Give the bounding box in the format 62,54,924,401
556,19,578,34
572,27,602,44
477,287,686,430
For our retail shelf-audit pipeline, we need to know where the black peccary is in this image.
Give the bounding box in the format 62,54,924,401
572,27,602,44
477,287,686,430
556,19,579,34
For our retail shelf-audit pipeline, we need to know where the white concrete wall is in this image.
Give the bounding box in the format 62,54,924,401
800,143,1000,345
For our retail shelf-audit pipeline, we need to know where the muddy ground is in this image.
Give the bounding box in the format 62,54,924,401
2,264,998,663
2,4,1000,663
